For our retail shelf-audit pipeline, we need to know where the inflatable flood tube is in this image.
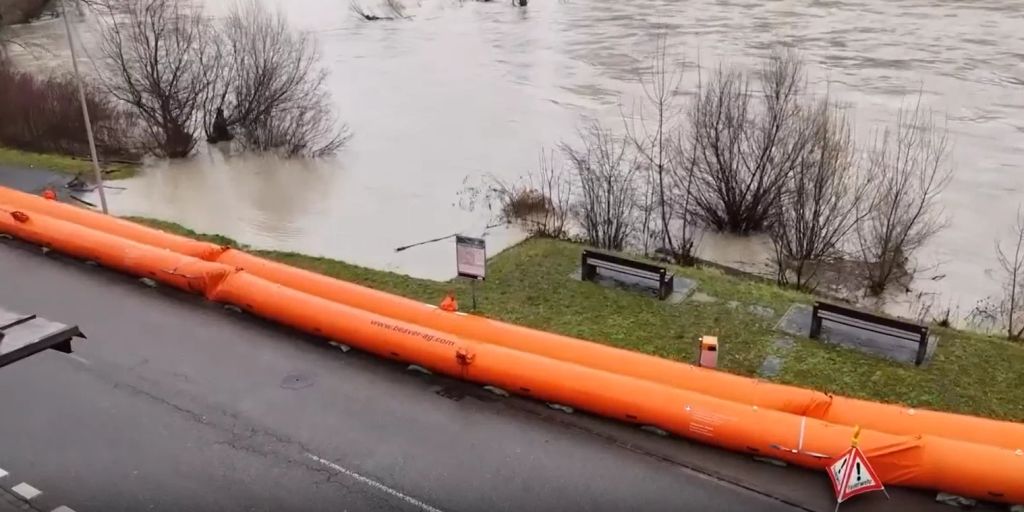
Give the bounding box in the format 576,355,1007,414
0,206,232,294
3,185,1023,450
0,186,225,259
209,271,1024,503
212,249,1024,452
2,205,1022,503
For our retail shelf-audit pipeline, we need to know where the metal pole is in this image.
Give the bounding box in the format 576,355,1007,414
471,279,478,311
60,0,109,214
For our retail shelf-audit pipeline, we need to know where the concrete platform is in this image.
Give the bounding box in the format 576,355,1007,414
570,266,697,304
776,304,938,365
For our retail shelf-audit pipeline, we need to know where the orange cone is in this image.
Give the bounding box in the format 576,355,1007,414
439,292,458,312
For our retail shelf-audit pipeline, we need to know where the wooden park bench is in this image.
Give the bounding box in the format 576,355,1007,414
810,301,930,366
581,249,675,300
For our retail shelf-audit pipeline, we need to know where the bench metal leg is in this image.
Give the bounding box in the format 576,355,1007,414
581,255,597,283
659,275,674,300
581,262,598,282
915,336,928,366
809,305,823,339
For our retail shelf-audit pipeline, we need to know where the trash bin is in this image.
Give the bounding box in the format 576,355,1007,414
698,335,718,369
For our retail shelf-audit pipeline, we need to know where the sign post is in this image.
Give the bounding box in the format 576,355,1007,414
455,236,486,311
827,426,888,511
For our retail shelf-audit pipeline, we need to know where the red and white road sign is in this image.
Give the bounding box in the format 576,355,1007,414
827,447,885,503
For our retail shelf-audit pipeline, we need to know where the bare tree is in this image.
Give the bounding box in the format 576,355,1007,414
98,0,216,158
856,95,953,295
624,35,697,264
211,0,349,157
562,121,641,251
996,207,1024,341
689,49,810,235
769,97,866,290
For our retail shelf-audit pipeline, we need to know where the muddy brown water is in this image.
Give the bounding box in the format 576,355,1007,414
5,0,1024,328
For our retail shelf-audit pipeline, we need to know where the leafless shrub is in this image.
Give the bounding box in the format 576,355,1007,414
624,35,698,264
349,0,407,21
211,0,349,157
995,207,1024,341
689,49,809,235
855,95,952,295
0,56,141,160
562,121,641,251
490,150,573,239
98,0,217,158
769,98,866,290
0,0,50,25
383,0,410,18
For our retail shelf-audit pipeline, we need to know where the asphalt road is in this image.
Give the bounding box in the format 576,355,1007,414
0,238,964,512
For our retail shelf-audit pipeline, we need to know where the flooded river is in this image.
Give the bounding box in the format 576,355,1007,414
6,0,1024,325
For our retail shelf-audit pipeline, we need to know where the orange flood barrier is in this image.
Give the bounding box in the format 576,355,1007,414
3,182,1023,448
2,200,1024,503
2,186,1024,503
208,270,1023,502
0,187,225,259
0,206,233,295
212,249,1024,451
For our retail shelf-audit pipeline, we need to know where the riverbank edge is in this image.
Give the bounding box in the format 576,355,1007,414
123,216,1024,422
0,147,139,180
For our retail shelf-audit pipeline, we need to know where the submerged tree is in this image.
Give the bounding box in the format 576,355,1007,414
769,98,866,290
855,95,952,296
209,0,349,157
624,35,698,264
996,207,1024,341
99,0,216,158
689,50,811,235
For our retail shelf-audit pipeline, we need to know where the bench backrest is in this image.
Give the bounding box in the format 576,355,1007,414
815,301,927,335
582,249,666,277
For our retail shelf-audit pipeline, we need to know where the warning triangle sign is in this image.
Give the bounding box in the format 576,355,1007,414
827,447,886,504
839,449,885,501
827,448,853,496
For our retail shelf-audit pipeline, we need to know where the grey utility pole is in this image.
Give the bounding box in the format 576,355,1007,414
59,0,109,214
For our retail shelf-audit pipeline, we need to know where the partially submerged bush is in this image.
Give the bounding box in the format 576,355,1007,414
211,0,350,157
689,50,808,235
855,97,952,296
562,121,642,251
503,189,549,220
95,0,349,159
491,150,572,240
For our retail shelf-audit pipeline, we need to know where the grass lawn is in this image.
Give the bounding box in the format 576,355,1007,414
127,216,1024,422
0,147,138,180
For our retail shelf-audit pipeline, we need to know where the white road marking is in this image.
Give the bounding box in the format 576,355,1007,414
0,466,7,478
11,482,41,500
52,507,77,512
68,354,91,365
305,453,444,512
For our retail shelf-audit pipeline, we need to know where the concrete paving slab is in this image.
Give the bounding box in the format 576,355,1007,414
776,304,938,365
570,266,697,304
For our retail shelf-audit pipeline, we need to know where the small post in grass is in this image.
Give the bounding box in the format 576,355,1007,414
455,235,486,311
